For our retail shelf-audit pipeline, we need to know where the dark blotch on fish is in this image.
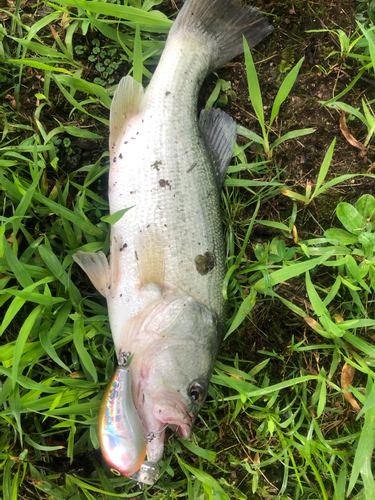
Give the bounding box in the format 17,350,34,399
159,179,171,189
194,252,215,275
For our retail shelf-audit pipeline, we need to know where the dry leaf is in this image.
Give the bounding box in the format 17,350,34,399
341,362,361,413
340,113,367,157
304,316,317,329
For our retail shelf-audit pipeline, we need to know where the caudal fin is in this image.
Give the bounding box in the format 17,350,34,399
169,0,273,70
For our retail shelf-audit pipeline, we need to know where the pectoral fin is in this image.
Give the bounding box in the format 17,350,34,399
73,251,110,297
135,225,165,290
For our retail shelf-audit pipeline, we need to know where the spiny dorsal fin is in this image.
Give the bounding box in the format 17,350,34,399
73,251,110,297
135,224,165,289
110,76,144,154
199,108,237,187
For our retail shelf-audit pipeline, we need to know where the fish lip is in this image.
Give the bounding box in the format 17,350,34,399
151,392,193,440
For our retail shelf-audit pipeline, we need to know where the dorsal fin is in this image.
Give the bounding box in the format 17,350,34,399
110,76,144,153
73,251,110,297
134,224,165,290
199,108,237,187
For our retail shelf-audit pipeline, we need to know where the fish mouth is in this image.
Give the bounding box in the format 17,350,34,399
138,390,193,462
152,395,194,440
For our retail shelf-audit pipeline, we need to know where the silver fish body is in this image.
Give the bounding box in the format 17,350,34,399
73,0,272,482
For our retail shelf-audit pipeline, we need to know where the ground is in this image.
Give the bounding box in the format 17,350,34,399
1,0,375,497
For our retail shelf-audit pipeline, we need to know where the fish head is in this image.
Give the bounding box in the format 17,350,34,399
129,293,219,462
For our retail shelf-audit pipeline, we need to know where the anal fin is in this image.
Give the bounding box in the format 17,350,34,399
199,108,237,187
73,251,110,297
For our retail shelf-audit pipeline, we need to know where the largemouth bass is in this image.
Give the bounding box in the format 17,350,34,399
73,0,272,484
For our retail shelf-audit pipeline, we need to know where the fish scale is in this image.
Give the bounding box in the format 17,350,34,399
73,0,273,484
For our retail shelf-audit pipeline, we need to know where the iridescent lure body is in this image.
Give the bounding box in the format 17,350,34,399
98,353,146,477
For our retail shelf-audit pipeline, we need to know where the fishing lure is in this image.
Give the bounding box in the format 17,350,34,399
98,352,159,483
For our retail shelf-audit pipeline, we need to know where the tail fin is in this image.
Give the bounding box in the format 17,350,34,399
169,0,273,69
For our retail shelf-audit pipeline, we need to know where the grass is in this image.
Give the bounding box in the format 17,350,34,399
1,0,375,499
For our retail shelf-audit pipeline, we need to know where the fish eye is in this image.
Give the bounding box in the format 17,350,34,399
189,383,205,404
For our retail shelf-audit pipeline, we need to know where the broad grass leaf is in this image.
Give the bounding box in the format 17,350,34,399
336,202,365,235
317,368,327,418
306,271,342,337
133,23,143,83
176,456,229,500
347,402,375,495
9,386,22,445
0,288,66,306
272,127,315,148
0,296,26,337
270,57,304,126
225,286,256,339
38,244,82,307
323,276,341,306
356,194,375,218
3,236,33,288
29,465,66,499
9,37,69,59
101,207,134,225
358,377,375,419
32,193,106,238
0,366,57,394
52,0,172,26
255,220,290,232
346,255,371,292
24,435,64,451
3,459,12,500
73,320,98,384
357,21,375,75
327,101,366,123
255,251,335,292
52,75,112,109
243,37,265,133
12,305,43,389
180,439,216,463
9,59,74,74
64,126,102,139
39,325,71,372
324,228,358,245
343,331,375,358
224,179,280,187
311,138,336,199
51,75,109,124
236,125,264,144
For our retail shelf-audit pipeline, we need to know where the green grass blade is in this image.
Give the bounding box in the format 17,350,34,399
270,57,304,127
243,37,265,136
2,236,33,288
73,319,98,384
310,138,336,200
255,251,335,292
50,0,173,26
12,305,43,389
272,127,315,148
347,402,375,495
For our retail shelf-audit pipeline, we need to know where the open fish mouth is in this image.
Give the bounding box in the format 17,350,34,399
152,399,194,440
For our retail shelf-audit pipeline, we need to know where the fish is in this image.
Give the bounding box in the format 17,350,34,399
73,0,273,484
